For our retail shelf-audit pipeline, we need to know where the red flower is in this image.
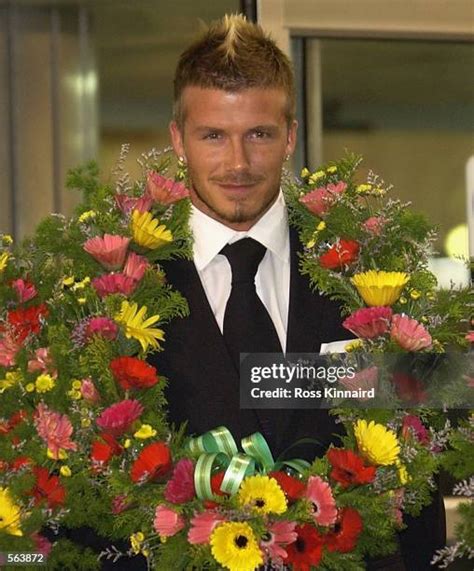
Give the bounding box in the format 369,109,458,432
11,456,33,471
7,304,48,342
327,448,376,488
130,441,171,483
319,240,359,270
110,356,159,391
284,524,324,570
31,467,66,509
91,433,123,465
164,458,195,503
326,508,363,553
269,471,305,502
392,372,428,405
96,399,144,436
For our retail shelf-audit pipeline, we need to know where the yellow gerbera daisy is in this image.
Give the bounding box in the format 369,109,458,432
351,270,409,306
115,300,164,352
237,475,287,515
131,210,173,249
0,488,23,536
354,419,400,466
210,522,263,571
0,252,10,273
35,373,56,393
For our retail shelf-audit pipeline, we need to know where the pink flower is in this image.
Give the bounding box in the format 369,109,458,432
32,533,53,557
111,494,130,514
260,520,297,564
299,181,347,217
390,314,432,351
91,273,137,298
85,317,119,341
362,216,386,235
80,378,101,404
12,279,37,303
187,510,226,544
339,366,379,401
83,234,130,270
154,505,185,538
401,414,430,445
165,458,195,503
305,476,337,526
465,331,474,343
115,194,153,215
343,306,393,339
27,348,56,376
146,172,190,205
96,399,143,436
34,403,77,459
0,332,20,367
123,252,149,282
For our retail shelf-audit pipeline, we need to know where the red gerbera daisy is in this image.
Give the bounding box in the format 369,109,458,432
269,470,305,502
7,303,48,342
284,524,324,571
326,507,363,553
90,433,123,465
319,239,359,270
327,448,376,488
31,466,66,509
110,356,159,390
130,441,171,483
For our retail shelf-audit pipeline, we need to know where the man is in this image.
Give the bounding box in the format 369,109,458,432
152,14,445,571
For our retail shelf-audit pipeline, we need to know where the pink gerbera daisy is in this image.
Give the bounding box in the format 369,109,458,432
187,510,226,544
12,279,37,303
343,306,393,339
123,252,149,282
154,505,185,538
34,403,77,459
115,194,153,215
91,273,137,298
305,475,337,526
390,314,432,351
146,171,190,205
83,234,130,270
96,399,143,436
362,216,386,235
165,458,195,504
299,181,347,217
85,317,119,341
260,520,297,564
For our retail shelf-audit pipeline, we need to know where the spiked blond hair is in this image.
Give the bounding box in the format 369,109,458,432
173,14,296,128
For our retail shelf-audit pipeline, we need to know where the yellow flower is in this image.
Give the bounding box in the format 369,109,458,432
396,461,409,485
345,339,363,352
115,300,165,352
351,270,409,306
130,532,145,555
237,475,287,515
81,418,91,428
62,276,75,287
0,488,23,536
399,296,407,305
306,239,316,248
72,380,82,390
316,221,326,231
67,389,82,400
134,424,157,439
124,438,132,448
0,252,10,272
77,297,87,305
356,183,372,194
35,373,55,393
309,170,325,184
0,371,21,393
60,466,72,477
354,419,400,466
26,383,35,393
78,210,96,223
410,290,421,300
300,167,311,178
47,448,68,460
327,166,337,174
211,522,263,571
2,235,13,245
131,210,173,249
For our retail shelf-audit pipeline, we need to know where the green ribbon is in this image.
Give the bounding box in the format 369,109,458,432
187,426,310,500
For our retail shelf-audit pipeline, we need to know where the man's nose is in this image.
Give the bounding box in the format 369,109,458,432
226,138,250,171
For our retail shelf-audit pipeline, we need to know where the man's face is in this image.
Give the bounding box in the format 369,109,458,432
170,86,297,231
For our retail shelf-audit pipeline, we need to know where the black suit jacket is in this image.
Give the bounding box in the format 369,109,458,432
149,226,445,571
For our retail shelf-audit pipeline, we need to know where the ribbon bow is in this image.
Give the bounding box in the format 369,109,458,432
187,426,309,500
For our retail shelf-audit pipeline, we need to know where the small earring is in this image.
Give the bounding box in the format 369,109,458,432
285,154,291,162
178,155,186,164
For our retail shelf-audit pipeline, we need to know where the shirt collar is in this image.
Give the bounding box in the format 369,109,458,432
190,191,289,271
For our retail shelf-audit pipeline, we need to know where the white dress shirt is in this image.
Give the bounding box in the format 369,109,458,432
190,191,291,351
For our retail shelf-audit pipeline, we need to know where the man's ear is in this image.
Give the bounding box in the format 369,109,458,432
169,121,185,159
285,119,298,157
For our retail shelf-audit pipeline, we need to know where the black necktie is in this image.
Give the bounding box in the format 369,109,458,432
220,238,283,371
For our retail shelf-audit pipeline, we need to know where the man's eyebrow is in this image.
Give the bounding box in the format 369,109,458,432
249,124,280,133
193,126,225,133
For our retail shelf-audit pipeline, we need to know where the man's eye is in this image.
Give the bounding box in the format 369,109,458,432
203,132,221,140
251,130,271,139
